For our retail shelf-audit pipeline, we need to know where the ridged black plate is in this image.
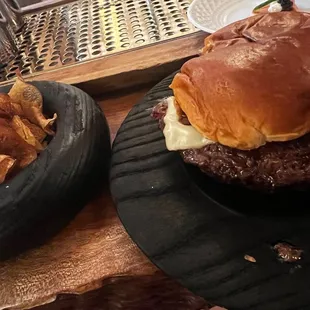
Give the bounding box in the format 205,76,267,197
0,81,110,260
111,73,310,310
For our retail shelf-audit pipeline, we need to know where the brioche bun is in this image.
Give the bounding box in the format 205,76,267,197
170,12,310,150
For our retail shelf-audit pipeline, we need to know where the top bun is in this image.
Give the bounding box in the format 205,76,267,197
170,12,310,150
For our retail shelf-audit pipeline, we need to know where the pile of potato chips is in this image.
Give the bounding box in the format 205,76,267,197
0,75,57,184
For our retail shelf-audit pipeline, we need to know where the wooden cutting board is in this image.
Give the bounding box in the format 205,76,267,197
110,73,310,310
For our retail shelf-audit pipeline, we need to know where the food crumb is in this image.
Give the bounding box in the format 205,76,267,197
274,242,303,263
244,255,256,263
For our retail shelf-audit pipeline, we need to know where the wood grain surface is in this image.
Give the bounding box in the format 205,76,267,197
0,87,222,310
111,73,310,310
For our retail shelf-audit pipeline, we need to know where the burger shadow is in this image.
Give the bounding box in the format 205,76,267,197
184,163,310,219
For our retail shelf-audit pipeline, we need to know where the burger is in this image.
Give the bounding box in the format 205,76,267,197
152,11,310,191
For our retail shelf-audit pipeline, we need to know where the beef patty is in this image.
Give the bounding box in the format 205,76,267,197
151,101,310,191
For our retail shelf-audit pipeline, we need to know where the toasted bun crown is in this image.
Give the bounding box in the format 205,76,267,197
170,12,310,150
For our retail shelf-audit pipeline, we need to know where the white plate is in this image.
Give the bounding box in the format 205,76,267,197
188,0,310,33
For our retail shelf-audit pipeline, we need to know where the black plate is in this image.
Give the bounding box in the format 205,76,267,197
111,73,310,310
184,163,310,217
0,81,110,260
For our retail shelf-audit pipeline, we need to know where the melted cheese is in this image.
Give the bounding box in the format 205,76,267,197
163,97,214,151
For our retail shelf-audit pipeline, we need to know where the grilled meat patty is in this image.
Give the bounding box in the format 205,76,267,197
152,101,310,191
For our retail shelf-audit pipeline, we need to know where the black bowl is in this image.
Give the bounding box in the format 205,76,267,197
0,81,110,260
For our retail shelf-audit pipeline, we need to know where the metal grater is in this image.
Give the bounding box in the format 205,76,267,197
0,0,198,83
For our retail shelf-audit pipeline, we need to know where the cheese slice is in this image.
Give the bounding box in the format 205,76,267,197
163,97,214,151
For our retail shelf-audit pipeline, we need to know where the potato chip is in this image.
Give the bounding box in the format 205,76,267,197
21,118,47,143
0,94,13,119
11,115,44,151
0,118,37,169
0,155,16,184
8,76,57,135
0,93,23,119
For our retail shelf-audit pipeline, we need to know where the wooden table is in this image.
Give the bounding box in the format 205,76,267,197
0,87,225,310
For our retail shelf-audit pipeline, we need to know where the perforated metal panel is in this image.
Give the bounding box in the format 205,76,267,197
0,0,197,82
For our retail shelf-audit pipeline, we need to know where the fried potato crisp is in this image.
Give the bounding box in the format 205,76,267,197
0,76,57,184
9,76,57,135
21,118,47,143
0,93,23,119
0,94,13,119
0,118,37,170
0,155,16,184
11,115,44,151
